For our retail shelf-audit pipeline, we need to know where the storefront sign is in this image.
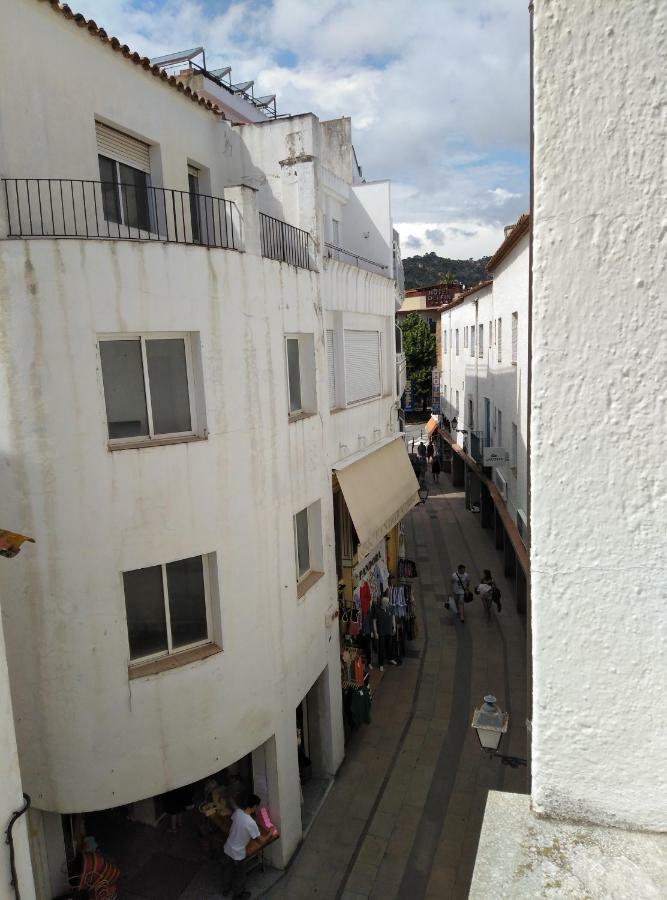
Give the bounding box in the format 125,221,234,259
431,369,441,414
402,379,414,411
483,447,509,467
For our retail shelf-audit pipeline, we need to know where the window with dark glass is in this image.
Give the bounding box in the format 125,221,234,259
99,334,195,442
97,154,150,231
123,555,211,662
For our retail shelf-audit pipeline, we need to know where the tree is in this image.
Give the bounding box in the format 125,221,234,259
400,313,435,411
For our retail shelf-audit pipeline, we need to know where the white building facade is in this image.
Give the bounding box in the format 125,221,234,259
0,2,415,897
439,218,529,601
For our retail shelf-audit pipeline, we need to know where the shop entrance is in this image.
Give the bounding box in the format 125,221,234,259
296,670,333,834
56,749,281,900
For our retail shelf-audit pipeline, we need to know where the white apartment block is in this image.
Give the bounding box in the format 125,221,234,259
0,2,415,897
439,217,529,603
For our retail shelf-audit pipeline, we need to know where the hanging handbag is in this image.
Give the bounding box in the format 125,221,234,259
347,608,360,637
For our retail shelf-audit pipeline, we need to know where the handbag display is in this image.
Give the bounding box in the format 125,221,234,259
347,608,360,636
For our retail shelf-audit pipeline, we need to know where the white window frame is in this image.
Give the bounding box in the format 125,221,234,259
124,554,214,665
455,329,460,356
497,408,503,448
285,333,317,418
470,325,476,358
99,332,199,446
479,323,484,358
285,335,303,415
512,312,518,365
497,318,502,363
511,422,518,472
464,326,468,348
455,390,459,414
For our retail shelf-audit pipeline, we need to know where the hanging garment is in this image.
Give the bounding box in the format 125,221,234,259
359,581,372,617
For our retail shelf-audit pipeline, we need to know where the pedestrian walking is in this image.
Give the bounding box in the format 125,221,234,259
451,563,471,623
417,441,427,460
475,569,502,621
431,457,441,482
427,441,434,462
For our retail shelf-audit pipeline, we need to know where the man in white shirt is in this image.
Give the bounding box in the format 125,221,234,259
222,793,261,899
451,564,470,624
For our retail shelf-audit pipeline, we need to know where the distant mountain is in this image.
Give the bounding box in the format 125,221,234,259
403,253,491,291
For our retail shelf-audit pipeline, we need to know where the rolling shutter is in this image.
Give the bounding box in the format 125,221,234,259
344,330,381,404
326,330,336,408
95,121,151,173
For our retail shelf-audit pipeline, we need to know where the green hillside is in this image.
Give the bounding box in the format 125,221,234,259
403,253,491,290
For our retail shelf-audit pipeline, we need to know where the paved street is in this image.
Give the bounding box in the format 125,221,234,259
265,473,528,900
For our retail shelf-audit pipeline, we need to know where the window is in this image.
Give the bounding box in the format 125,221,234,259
332,218,340,245
479,324,484,358
512,422,518,472
326,329,336,409
99,334,199,443
497,318,503,363
497,409,503,447
344,330,382,404
464,326,468,348
285,334,316,417
512,312,518,365
443,330,447,354
455,390,459,415
484,397,491,446
489,320,493,347
96,122,152,232
123,554,214,662
455,329,460,356
293,501,323,589
467,398,474,428
470,326,476,358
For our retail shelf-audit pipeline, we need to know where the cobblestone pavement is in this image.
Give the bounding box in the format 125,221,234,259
265,477,529,900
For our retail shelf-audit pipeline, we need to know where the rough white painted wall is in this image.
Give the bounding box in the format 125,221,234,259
532,0,667,830
0,610,35,899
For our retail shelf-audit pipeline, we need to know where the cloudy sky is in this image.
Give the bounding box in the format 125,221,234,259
74,0,530,259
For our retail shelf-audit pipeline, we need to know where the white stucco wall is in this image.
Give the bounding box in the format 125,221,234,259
0,608,35,900
532,0,666,830
0,1,403,884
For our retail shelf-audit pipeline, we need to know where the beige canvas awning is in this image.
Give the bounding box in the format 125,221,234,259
334,437,420,558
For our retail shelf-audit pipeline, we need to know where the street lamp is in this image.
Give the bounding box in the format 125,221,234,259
471,695,527,768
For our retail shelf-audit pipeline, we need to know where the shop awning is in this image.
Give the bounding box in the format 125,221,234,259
334,437,420,558
426,416,438,437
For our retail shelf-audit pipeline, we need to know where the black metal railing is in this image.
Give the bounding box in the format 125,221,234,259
2,178,240,250
325,242,388,273
259,212,311,270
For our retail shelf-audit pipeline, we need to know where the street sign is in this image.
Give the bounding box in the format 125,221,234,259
483,447,509,467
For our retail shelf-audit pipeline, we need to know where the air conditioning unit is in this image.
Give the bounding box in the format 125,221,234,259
517,509,529,547
494,469,508,501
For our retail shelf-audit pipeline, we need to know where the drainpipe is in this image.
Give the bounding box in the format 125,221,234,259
5,793,30,900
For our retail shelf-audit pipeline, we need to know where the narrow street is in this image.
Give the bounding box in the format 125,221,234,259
265,475,529,900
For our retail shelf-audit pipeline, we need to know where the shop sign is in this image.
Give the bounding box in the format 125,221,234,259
431,368,441,414
483,447,509,467
402,379,414,411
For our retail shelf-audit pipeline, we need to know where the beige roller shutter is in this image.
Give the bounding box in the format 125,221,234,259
344,330,381,404
326,330,336,408
95,121,151,173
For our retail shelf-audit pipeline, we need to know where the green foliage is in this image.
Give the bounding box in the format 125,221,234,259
403,253,491,291
400,313,435,410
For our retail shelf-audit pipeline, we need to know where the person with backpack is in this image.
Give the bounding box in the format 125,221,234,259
451,564,471,623
475,569,502,620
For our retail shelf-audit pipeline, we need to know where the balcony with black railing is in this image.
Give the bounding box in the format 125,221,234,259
259,212,312,270
324,242,389,275
2,178,241,250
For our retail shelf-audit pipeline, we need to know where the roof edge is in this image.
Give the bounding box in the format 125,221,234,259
486,214,530,272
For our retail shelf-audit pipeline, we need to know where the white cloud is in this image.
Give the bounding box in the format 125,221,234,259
396,221,507,259
71,0,530,257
